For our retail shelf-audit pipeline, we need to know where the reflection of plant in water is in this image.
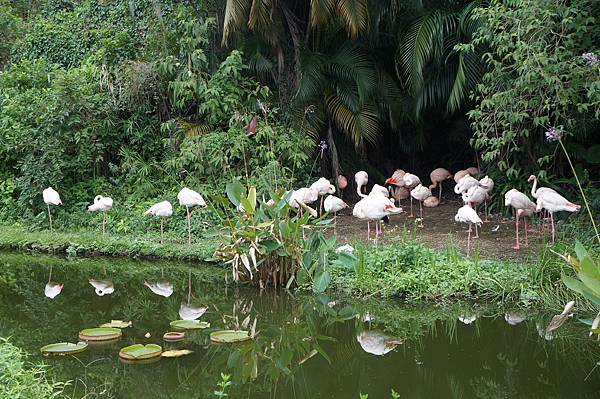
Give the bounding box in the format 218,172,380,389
214,373,232,398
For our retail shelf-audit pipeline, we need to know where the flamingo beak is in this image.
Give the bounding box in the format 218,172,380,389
385,178,396,185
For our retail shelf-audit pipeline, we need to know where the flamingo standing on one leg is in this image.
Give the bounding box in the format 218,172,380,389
324,195,348,234
144,201,173,244
455,204,482,256
178,187,207,244
429,168,452,202
310,177,336,214
43,187,62,231
528,175,557,232
504,189,536,249
478,176,494,222
462,185,487,238
87,195,113,236
400,173,420,217
410,184,432,228
536,192,581,243
355,171,369,198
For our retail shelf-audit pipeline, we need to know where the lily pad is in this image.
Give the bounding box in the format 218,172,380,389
209,330,252,343
169,320,210,330
163,332,185,342
100,320,132,328
41,342,88,356
79,327,122,342
161,349,193,358
119,344,162,360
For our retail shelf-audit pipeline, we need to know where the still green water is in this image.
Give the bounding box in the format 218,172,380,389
0,252,599,398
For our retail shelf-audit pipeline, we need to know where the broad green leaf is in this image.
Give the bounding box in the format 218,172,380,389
226,180,245,206
41,342,88,356
170,320,211,330
574,241,589,262
338,305,358,320
247,186,256,211
119,344,162,360
261,239,281,252
210,330,252,343
79,327,122,341
313,271,331,293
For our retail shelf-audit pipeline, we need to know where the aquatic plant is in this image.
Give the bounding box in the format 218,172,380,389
213,180,356,291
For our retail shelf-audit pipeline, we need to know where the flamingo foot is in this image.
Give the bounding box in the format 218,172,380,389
512,244,521,250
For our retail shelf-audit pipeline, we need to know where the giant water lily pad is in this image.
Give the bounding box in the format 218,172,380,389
209,330,252,343
169,320,210,330
163,332,185,342
100,320,132,328
41,342,88,356
79,327,122,342
161,349,193,358
119,344,162,360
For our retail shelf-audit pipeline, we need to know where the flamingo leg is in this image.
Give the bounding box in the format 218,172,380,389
551,212,555,243
524,217,529,247
320,196,324,215
102,212,106,236
467,224,472,257
409,196,414,217
483,200,489,223
160,218,164,244
418,201,424,228
512,211,520,250
473,223,479,239
47,204,53,232
186,206,192,244
439,182,442,202
333,212,337,235
367,221,371,241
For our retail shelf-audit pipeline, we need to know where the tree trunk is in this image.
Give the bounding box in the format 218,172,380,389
327,123,341,188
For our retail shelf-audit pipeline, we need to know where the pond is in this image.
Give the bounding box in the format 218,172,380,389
0,251,599,398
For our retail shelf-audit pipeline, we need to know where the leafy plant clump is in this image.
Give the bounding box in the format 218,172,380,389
213,181,356,291
0,338,67,398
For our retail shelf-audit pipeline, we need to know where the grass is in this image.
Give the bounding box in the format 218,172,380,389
0,225,218,261
0,338,67,399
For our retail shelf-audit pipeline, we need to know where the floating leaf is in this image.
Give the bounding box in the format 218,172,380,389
79,327,122,342
100,320,132,328
163,332,185,342
41,342,88,356
161,349,194,358
169,320,211,330
119,344,162,360
210,330,252,343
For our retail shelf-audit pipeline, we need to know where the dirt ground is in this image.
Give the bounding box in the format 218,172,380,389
330,197,544,261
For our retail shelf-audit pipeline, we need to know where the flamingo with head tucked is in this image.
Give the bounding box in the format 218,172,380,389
311,177,336,214
411,184,432,228
429,168,452,201
87,195,113,235
324,195,348,234
455,204,482,256
478,176,494,222
355,171,369,198
144,201,173,244
504,189,536,249
178,187,207,244
43,187,62,231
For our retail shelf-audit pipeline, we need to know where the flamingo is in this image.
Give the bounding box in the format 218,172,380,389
179,303,208,320
44,266,63,299
324,195,348,234
144,280,174,297
42,187,62,231
505,313,526,325
310,177,336,214
429,168,452,201
411,184,432,228
423,196,440,208
385,169,408,205
337,175,348,199
356,330,402,356
355,171,369,198
402,173,421,217
536,191,581,243
478,176,494,222
455,204,482,256
462,186,487,238
504,189,536,249
453,170,469,184
178,187,207,244
87,195,113,235
89,279,115,296
353,194,402,241
289,187,319,209
454,174,479,195
144,201,173,244
466,166,479,176
528,174,558,231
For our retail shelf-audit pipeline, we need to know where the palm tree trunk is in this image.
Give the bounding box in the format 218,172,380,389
326,123,341,189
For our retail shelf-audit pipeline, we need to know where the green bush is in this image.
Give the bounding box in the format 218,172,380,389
0,338,66,399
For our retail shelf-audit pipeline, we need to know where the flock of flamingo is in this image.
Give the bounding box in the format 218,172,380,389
41,165,580,255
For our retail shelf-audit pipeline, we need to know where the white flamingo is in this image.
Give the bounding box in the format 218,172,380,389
89,279,115,296
178,187,207,244
42,187,62,231
310,177,336,214
144,201,173,243
353,193,402,241
410,184,432,228
87,195,113,235
455,204,482,256
144,280,174,297
536,191,581,243
478,176,494,222
324,195,348,234
355,171,369,198
44,266,63,299
179,303,208,320
356,330,402,356
504,189,536,249
454,174,479,195
453,170,469,184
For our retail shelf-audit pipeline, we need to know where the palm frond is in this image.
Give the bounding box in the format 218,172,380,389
222,0,252,45
328,44,377,101
326,93,380,147
248,0,273,32
309,0,336,28
336,0,369,38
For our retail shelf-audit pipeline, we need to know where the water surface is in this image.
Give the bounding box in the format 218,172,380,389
0,252,599,398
